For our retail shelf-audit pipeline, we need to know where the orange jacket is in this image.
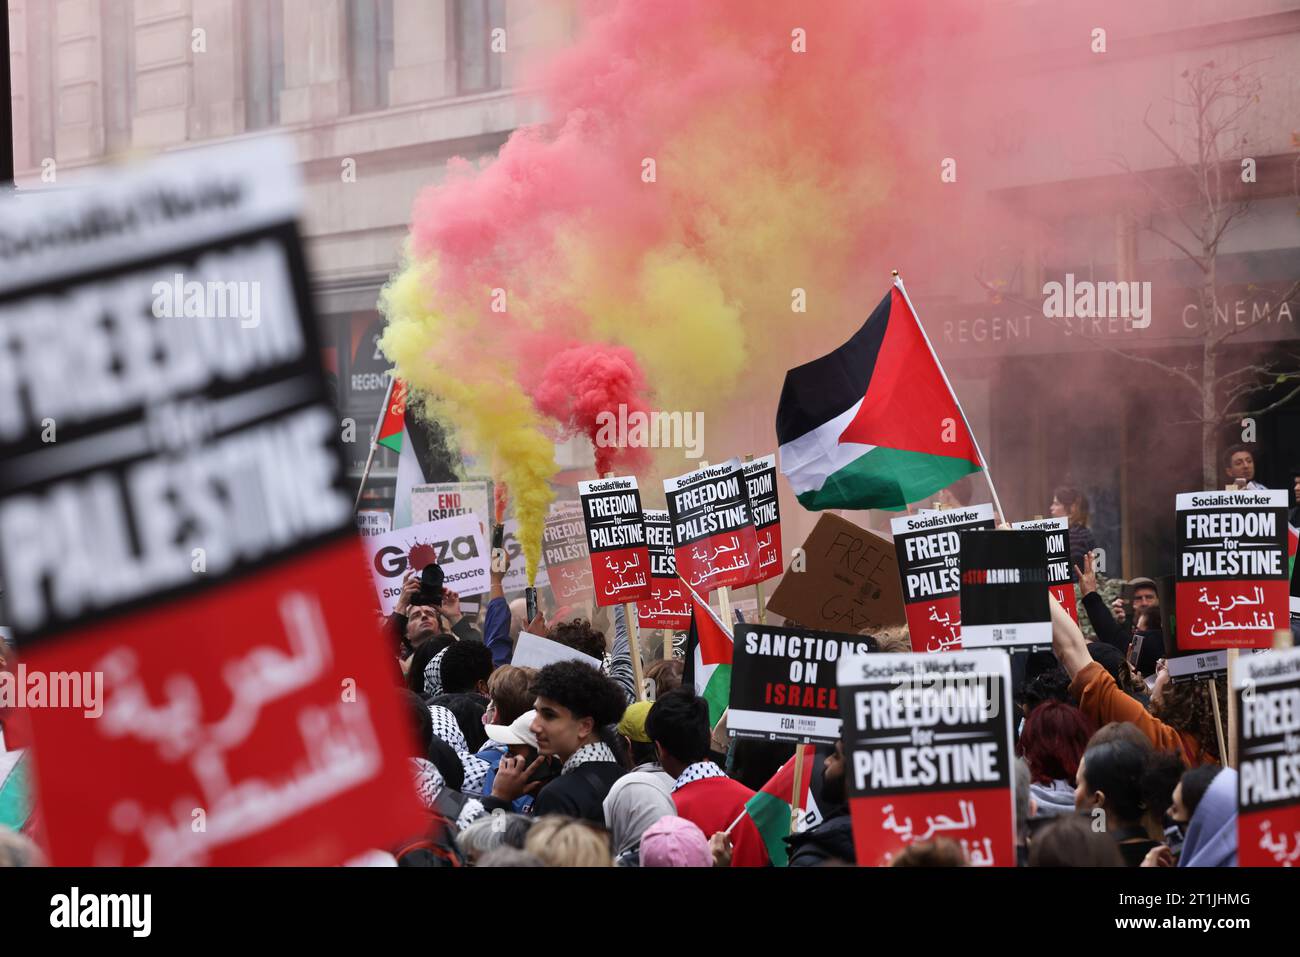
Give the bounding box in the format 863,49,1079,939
1069,662,1218,767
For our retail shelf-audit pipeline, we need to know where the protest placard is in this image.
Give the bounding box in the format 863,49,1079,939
958,529,1052,649
501,518,549,593
1011,516,1078,624
410,480,491,532
740,454,783,585
510,631,602,672
767,514,906,635
664,458,760,593
543,501,594,606
0,139,423,864
1235,646,1300,866
578,475,652,605
837,650,1015,867
638,509,691,630
355,510,392,538
363,514,490,614
891,505,996,652
729,623,874,743
1176,490,1289,650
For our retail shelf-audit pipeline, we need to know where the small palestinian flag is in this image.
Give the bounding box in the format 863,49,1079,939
744,744,815,866
778,279,982,511
375,377,406,454
681,583,733,728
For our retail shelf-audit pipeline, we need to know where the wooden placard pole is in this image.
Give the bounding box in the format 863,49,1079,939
662,628,672,660
1208,677,1227,766
789,744,806,832
1227,647,1240,769
625,602,646,702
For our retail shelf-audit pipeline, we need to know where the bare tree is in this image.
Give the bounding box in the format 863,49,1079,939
981,62,1300,488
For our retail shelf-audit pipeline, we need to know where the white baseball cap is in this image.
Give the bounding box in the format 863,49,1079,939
485,709,539,748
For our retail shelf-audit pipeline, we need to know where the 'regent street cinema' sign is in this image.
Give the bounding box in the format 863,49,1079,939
578,475,652,606
837,650,1015,867
891,505,996,652
0,139,424,865
664,458,760,593
1175,490,1290,650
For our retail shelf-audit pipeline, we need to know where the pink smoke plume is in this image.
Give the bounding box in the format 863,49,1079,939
530,343,653,477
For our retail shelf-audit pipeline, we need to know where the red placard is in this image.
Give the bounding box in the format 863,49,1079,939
542,503,594,607
0,140,425,865
578,476,652,606
1012,517,1079,625
638,510,692,630
21,541,424,866
740,454,783,586
664,459,760,594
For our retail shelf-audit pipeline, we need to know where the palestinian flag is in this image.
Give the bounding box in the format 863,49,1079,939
743,743,815,866
778,279,982,511
368,377,456,528
681,584,733,728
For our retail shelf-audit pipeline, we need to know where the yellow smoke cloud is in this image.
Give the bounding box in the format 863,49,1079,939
380,260,557,584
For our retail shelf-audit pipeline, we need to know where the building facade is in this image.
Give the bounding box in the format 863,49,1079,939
5,0,588,508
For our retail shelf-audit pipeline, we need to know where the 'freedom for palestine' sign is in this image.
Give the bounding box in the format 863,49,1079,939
837,651,1015,867
1176,490,1289,650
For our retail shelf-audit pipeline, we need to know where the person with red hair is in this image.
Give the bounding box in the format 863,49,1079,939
1016,700,1095,819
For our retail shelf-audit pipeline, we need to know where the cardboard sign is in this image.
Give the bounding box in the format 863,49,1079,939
741,454,783,585
1236,647,1300,866
639,509,691,630
1176,490,1289,650
411,480,491,532
767,514,907,635
1290,509,1299,615
730,623,874,743
891,506,997,652
837,651,1015,867
1166,649,1229,684
958,530,1051,649
501,518,549,594
663,458,760,593
510,631,602,672
364,515,490,615
1011,517,1078,624
0,139,423,864
355,510,392,538
543,502,594,606
578,475,652,606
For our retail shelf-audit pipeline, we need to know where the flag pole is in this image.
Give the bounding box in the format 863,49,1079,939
892,271,1008,526
354,373,398,511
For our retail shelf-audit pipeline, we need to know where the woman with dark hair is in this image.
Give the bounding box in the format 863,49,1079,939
1140,764,1235,867
1016,701,1094,819
1074,738,1161,866
1029,814,1124,867
1050,485,1096,573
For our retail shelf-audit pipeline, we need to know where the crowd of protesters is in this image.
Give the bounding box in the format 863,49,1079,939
0,456,1295,869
